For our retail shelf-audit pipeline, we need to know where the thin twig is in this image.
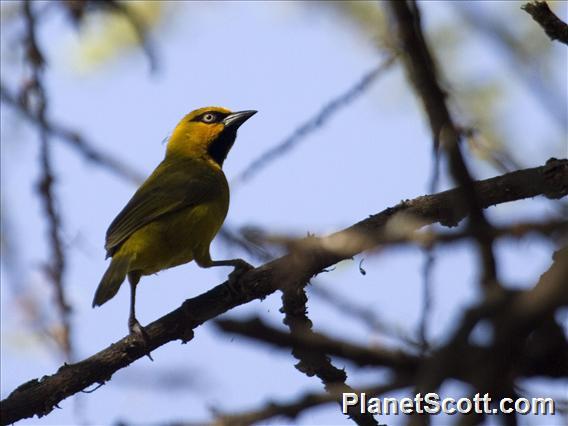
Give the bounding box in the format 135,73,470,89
22,0,72,360
308,282,422,348
455,3,567,131
1,83,144,184
233,56,396,185
100,0,158,74
212,379,411,426
217,226,275,263
62,0,158,73
216,317,419,371
418,248,433,353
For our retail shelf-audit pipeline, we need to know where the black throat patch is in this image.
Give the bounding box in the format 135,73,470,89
207,128,237,167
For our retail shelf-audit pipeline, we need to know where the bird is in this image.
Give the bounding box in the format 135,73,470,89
92,106,257,341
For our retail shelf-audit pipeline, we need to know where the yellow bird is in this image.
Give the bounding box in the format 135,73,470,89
92,106,256,338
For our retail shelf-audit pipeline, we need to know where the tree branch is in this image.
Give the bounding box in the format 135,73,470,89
216,317,418,371
233,56,395,185
61,0,158,73
410,245,568,426
1,83,144,184
1,159,566,425
309,282,422,348
239,219,568,253
22,0,73,360
280,286,379,426
386,0,499,291
211,380,411,426
455,3,568,130
522,1,568,45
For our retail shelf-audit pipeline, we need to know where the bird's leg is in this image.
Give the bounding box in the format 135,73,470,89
127,272,153,361
127,276,142,335
207,258,253,294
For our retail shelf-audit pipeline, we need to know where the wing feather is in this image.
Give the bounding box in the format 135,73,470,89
104,157,222,256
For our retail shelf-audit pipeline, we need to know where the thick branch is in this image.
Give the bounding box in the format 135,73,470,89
280,287,378,426
412,245,568,405
246,219,568,254
217,252,567,425
522,1,568,45
387,0,501,291
1,159,566,425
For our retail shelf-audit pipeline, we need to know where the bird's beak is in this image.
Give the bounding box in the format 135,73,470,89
222,110,257,129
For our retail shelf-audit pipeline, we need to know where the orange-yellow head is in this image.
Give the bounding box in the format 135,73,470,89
166,106,257,167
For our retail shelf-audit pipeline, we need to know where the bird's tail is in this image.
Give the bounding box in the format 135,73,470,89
92,255,131,307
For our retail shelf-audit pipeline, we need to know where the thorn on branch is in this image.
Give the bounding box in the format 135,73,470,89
80,383,104,394
358,258,367,275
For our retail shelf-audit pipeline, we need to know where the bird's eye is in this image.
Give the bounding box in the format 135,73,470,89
202,113,217,123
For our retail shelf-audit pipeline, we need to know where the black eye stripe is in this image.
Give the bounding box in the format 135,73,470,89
190,111,229,123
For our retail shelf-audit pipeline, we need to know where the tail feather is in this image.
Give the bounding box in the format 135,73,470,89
93,256,131,307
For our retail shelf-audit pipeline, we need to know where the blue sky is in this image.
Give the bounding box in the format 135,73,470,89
1,1,566,425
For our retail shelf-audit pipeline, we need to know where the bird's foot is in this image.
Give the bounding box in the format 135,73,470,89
227,259,253,295
128,317,154,361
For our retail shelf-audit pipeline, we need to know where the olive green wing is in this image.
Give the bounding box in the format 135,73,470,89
104,158,221,257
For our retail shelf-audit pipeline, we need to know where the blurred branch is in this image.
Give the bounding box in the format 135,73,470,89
227,215,568,356
387,0,499,293
0,83,144,184
216,317,418,371
98,0,158,73
280,287,379,425
419,248,434,353
455,3,568,131
217,252,568,426
411,246,568,426
21,0,73,360
245,207,567,254
233,56,396,185
1,159,566,425
211,380,411,426
510,245,568,321
373,218,568,249
522,1,568,45
308,283,422,348
388,1,568,425
63,0,158,73
218,226,275,263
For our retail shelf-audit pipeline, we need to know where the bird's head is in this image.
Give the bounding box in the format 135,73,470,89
166,106,257,167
